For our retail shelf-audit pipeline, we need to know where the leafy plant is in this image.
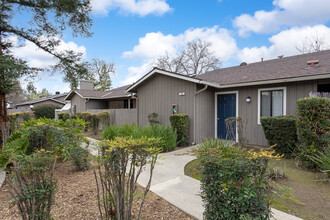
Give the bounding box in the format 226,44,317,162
261,115,297,157
295,97,330,169
33,104,61,119
169,114,189,146
58,112,71,121
195,139,281,219
147,112,160,125
69,146,89,171
94,137,161,220
7,150,57,220
102,124,177,152
0,118,87,168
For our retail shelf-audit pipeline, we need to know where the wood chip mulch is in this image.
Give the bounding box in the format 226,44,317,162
0,161,193,220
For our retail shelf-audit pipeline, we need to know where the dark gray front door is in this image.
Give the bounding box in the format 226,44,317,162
217,93,236,140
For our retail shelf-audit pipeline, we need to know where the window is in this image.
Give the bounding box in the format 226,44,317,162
130,99,134,109
258,87,286,124
124,99,128,109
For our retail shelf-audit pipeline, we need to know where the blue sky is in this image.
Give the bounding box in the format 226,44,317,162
14,0,330,93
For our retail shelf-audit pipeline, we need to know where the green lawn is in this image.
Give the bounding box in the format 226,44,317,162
184,158,330,220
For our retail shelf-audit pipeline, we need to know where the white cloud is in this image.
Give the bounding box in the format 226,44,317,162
121,26,238,85
234,0,330,36
9,36,86,69
91,0,172,16
123,26,237,61
121,63,152,85
236,25,330,63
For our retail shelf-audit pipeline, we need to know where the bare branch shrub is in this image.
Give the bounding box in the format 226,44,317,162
94,137,161,220
225,117,247,146
7,150,57,220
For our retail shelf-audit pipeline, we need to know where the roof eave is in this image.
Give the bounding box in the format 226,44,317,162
217,73,330,89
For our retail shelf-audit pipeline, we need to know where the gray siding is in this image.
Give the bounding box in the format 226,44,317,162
71,94,86,113
196,80,318,146
136,74,195,144
87,109,137,126
195,86,215,143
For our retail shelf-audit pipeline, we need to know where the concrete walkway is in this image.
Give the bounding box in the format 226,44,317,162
85,138,302,220
0,168,5,189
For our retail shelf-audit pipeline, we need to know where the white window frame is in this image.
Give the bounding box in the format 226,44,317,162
214,91,239,142
257,87,287,125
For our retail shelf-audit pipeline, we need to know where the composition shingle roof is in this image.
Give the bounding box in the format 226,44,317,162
67,85,132,100
196,49,330,86
16,93,67,106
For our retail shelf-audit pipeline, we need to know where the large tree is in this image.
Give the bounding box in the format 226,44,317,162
64,58,115,91
296,35,328,54
153,39,221,75
0,0,92,147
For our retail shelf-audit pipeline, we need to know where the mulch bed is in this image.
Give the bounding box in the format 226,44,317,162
0,161,193,220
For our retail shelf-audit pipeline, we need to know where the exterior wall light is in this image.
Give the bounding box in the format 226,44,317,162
30,105,34,109
246,97,251,103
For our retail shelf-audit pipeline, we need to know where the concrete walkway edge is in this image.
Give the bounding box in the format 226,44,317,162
0,168,5,189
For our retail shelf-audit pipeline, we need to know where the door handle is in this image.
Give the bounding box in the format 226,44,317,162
217,118,220,120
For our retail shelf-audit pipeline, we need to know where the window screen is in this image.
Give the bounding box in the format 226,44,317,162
260,90,283,117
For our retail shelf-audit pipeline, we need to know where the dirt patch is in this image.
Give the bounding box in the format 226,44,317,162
0,161,193,220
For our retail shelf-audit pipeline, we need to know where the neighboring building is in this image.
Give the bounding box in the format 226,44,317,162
9,93,67,113
126,50,330,146
64,81,135,114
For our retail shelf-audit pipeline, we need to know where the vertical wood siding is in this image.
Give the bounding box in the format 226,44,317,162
71,94,86,112
195,86,215,143
137,74,195,144
196,80,318,146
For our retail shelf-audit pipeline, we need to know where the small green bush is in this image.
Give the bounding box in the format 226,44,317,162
169,114,189,146
0,118,87,168
148,112,160,125
58,112,70,121
69,146,89,171
76,112,92,131
8,150,57,220
261,115,297,157
196,139,271,219
33,104,61,119
296,97,330,169
102,124,177,152
91,114,100,135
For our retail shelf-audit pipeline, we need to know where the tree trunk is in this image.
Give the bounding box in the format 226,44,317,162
0,93,8,148
0,31,9,149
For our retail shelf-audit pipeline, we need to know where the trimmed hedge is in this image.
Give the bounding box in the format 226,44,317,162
296,97,330,168
8,112,34,133
58,113,70,121
196,139,271,219
33,105,61,119
261,115,297,157
169,114,189,146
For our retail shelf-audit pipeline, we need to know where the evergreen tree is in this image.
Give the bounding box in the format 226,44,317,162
0,0,92,147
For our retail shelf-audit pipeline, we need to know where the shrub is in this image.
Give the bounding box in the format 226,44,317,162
58,112,70,121
195,139,275,220
69,146,89,171
91,114,100,135
0,118,87,168
148,112,160,125
295,97,330,168
33,104,61,119
261,115,297,157
8,113,17,133
76,112,92,131
7,150,57,220
102,124,177,152
169,114,189,146
97,111,110,127
94,137,161,220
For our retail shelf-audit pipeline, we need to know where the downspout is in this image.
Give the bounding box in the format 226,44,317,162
85,98,90,112
193,84,208,145
131,93,139,125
